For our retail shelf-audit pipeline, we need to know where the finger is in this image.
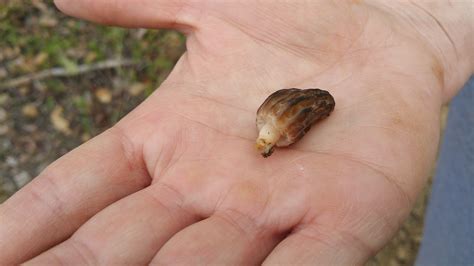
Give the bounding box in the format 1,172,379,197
26,183,199,265
263,224,372,265
54,0,199,30
151,210,282,265
0,126,150,264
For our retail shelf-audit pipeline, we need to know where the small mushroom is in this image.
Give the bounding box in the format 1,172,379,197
256,88,335,157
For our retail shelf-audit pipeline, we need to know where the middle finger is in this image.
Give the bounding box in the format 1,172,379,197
150,210,283,265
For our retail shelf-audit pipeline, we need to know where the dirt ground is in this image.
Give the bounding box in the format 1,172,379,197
1,1,443,265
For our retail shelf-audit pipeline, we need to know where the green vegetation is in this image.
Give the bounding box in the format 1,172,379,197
0,0,185,199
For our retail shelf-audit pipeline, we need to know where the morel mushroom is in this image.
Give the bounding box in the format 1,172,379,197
256,88,335,157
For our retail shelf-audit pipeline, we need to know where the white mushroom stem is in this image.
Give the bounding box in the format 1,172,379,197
256,123,281,156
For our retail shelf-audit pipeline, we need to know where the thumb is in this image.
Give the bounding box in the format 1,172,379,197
54,0,199,31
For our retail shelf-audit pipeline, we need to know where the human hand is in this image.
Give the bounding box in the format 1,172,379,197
1,1,472,264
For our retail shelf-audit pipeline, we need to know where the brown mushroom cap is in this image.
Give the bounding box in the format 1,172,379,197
256,88,335,157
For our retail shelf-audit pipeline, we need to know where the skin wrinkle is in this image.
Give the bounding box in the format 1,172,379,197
3,179,71,261
184,16,251,59
27,173,71,228
408,0,459,60
245,8,367,92
380,59,442,100
109,126,151,187
353,124,419,140
171,110,253,142
183,34,212,68
121,103,192,182
160,87,257,132
133,108,170,179
293,222,372,262
139,104,210,180
68,238,97,266
211,184,234,219
348,42,400,54
185,10,365,98
393,69,438,96
368,201,402,244
304,149,413,210
360,45,442,102
148,135,168,181
36,250,63,266
192,11,271,59
292,183,402,256
184,90,254,115
143,183,201,229
431,58,445,90
218,179,272,224
337,193,401,249
157,151,245,219
367,0,470,98
161,1,190,30
152,127,187,182
109,0,130,24
145,183,185,218
211,9,330,62
259,163,311,232
247,180,278,232
333,90,387,111
173,1,205,32
89,0,119,26
259,3,350,44
248,28,321,60
214,209,264,238
347,76,439,143
257,185,275,229
139,212,176,256
338,8,369,56
152,135,179,181
292,53,357,90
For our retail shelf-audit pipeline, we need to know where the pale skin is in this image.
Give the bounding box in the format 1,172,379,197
0,0,472,264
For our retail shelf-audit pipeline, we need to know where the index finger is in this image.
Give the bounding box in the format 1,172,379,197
54,0,199,31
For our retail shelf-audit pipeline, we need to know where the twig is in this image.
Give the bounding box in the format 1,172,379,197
0,58,137,89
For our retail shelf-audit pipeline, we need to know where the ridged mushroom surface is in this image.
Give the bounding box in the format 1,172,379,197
256,88,335,157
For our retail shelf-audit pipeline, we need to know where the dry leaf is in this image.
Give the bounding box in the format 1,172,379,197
128,83,146,96
95,88,112,104
19,87,29,96
22,104,39,118
32,0,48,12
0,125,8,135
0,67,7,79
0,108,7,122
85,52,97,63
50,106,71,134
39,15,58,27
81,133,91,142
33,52,48,66
13,171,31,188
0,94,9,106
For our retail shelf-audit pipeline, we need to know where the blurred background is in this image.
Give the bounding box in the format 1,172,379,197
1,1,439,265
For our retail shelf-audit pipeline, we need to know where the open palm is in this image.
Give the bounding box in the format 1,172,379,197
1,1,447,264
